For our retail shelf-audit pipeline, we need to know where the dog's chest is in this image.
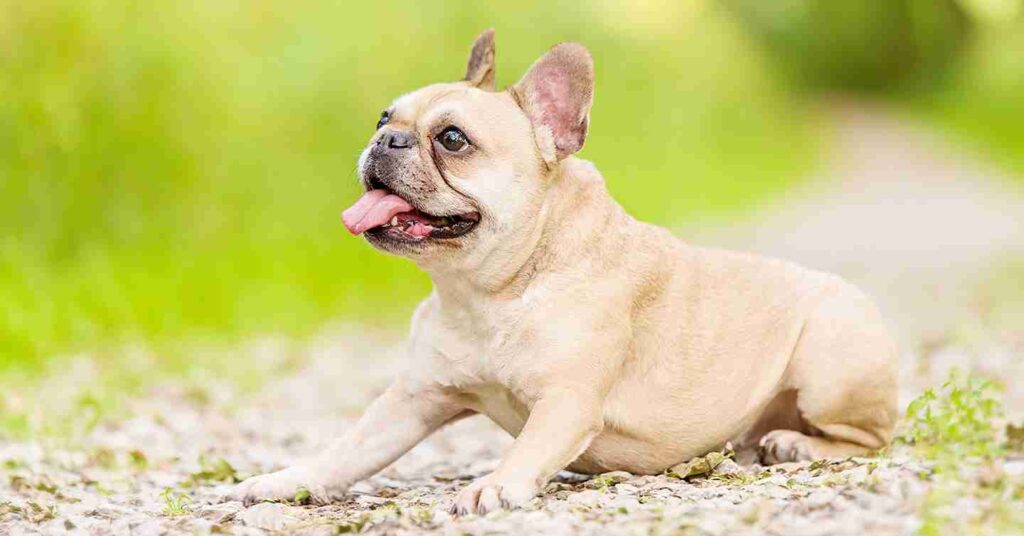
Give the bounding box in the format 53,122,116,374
428,326,535,436
417,298,539,429
424,298,534,382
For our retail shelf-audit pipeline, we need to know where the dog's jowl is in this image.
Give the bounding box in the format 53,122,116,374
232,29,898,515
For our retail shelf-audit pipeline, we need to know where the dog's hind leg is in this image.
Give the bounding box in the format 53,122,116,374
758,280,899,464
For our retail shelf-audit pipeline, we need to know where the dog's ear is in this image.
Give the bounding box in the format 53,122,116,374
464,28,496,90
511,42,594,162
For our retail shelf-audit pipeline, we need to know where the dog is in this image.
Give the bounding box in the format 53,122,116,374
231,29,898,515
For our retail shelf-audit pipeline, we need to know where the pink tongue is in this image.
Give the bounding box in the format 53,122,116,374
341,190,414,235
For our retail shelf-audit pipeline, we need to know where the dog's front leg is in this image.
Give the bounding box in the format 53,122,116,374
451,388,603,515
231,378,465,505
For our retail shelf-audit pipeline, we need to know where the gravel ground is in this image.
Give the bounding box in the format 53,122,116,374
2,107,1023,535
0,332,1020,535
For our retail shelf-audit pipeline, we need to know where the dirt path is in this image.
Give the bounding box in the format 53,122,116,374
2,106,1022,535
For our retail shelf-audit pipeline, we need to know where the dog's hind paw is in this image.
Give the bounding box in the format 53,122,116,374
758,430,815,465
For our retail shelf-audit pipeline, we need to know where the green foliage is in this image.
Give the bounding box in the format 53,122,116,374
666,449,732,479
725,0,970,91
334,514,371,534
590,475,616,492
0,0,1021,391
160,487,192,516
0,500,16,520
293,487,312,505
128,450,149,472
897,369,1024,534
185,455,239,487
900,369,1004,463
906,19,1024,176
0,1,817,370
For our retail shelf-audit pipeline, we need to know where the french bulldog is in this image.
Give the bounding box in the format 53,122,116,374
232,29,898,515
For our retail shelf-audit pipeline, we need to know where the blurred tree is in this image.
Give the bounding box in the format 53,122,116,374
723,0,972,91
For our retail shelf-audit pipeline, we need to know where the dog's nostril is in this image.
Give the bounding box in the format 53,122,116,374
385,130,416,149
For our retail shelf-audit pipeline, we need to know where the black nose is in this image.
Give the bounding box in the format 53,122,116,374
379,130,417,149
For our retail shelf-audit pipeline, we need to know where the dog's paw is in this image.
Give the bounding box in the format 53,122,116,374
758,430,814,464
448,473,539,516
228,465,335,506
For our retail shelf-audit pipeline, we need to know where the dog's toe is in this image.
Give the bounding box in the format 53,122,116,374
758,430,814,464
451,473,537,516
229,465,332,506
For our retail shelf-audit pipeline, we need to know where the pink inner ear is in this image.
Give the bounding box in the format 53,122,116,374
533,63,582,152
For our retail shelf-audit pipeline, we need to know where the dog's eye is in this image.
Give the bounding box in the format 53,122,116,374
437,127,470,152
376,111,390,130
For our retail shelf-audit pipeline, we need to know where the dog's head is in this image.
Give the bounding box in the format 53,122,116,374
342,30,594,266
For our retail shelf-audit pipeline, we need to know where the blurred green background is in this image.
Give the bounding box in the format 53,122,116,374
1,0,1022,376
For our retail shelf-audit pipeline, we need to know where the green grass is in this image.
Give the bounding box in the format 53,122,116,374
899,369,1005,464
897,369,1024,535
160,487,192,516
0,1,818,371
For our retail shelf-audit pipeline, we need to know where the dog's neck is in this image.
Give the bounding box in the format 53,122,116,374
426,158,626,305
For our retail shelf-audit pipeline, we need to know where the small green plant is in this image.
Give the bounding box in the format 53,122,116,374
1,500,20,519
666,449,732,480
407,503,437,527
128,450,149,472
89,448,117,470
184,454,239,486
709,471,757,486
160,487,192,516
591,475,615,492
293,487,311,505
334,513,371,534
897,370,1024,534
899,368,1004,464
24,501,57,523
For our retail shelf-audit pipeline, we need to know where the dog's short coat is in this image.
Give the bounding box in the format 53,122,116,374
232,29,898,515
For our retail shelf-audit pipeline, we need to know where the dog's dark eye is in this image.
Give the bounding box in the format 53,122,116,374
437,127,470,152
376,111,390,130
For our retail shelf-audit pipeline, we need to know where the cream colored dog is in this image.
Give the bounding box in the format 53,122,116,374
232,30,898,515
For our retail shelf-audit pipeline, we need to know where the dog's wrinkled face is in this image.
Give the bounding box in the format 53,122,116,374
342,30,594,267
344,82,537,259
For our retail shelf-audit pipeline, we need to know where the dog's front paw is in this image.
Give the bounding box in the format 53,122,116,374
229,465,336,506
449,473,539,516
759,430,814,464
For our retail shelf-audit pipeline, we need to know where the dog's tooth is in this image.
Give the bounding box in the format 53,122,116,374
390,216,398,226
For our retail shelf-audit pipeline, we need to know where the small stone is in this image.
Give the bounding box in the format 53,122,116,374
668,451,730,479
567,489,603,508
1003,460,1024,478
607,495,641,512
544,482,574,493
132,519,167,536
355,495,391,508
712,459,747,478
599,471,632,484
197,502,242,523
237,503,296,531
614,483,639,495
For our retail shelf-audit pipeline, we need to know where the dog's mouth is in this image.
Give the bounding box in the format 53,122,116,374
341,177,481,241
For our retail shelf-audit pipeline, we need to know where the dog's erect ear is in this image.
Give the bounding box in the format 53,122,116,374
511,42,594,162
464,28,496,90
